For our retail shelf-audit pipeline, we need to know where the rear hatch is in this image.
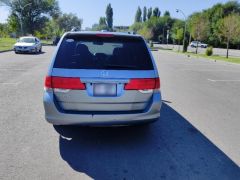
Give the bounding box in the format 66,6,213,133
49,33,159,113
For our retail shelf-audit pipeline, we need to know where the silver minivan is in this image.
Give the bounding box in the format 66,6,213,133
43,31,162,125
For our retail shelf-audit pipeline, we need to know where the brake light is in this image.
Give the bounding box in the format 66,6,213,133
44,76,85,90
124,78,160,90
96,33,114,38
44,76,52,89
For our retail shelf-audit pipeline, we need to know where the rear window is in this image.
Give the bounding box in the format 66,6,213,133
53,34,154,70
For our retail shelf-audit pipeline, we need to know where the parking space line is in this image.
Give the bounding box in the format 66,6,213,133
0,68,27,71
208,79,240,82
180,69,240,72
0,82,22,85
163,63,240,68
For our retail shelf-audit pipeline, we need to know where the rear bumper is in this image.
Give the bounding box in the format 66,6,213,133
43,90,162,125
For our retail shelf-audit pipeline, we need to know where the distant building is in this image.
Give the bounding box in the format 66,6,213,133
114,26,130,32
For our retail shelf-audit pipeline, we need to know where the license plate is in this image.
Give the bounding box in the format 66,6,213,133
93,83,117,97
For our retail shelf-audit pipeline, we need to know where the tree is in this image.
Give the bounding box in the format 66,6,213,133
0,23,9,37
56,13,82,32
147,7,152,20
164,11,170,17
189,13,210,54
153,7,161,17
175,28,184,51
135,6,142,23
171,19,185,47
98,17,108,30
1,0,60,35
99,17,107,26
217,13,240,58
143,6,147,22
106,3,113,31
130,22,143,32
145,16,163,41
138,26,154,40
188,1,240,48
91,17,108,31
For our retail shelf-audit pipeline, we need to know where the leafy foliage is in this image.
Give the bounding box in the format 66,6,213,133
164,11,170,17
217,13,240,57
1,0,60,35
189,13,210,42
91,4,113,31
171,19,185,43
131,9,173,42
153,7,161,17
106,3,113,30
56,13,82,31
188,0,240,48
206,46,213,56
147,8,152,20
135,6,142,23
138,26,154,40
0,23,9,37
143,6,147,22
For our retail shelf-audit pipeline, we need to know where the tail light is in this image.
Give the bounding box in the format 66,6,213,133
124,78,160,90
44,76,85,90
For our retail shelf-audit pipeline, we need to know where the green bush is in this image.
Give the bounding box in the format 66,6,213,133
206,46,213,56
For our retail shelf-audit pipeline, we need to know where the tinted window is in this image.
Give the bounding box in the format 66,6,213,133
53,35,153,70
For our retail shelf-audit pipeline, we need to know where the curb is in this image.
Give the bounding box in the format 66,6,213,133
0,49,13,53
42,44,54,46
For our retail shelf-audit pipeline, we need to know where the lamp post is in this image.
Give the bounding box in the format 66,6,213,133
17,1,32,36
176,9,187,52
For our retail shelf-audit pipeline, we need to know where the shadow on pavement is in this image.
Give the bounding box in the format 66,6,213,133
15,51,45,55
54,103,240,180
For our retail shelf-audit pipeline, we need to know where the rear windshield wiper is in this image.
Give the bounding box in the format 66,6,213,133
105,64,137,69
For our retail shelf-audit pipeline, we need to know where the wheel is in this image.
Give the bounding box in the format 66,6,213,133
39,47,42,53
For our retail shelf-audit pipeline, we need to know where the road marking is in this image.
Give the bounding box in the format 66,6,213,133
0,82,21,85
0,68,27,71
208,79,240,82
180,69,240,72
163,63,238,67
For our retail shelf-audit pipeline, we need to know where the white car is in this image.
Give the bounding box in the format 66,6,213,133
14,36,42,54
190,41,208,48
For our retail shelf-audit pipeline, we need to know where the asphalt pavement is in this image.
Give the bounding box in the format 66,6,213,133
0,47,239,179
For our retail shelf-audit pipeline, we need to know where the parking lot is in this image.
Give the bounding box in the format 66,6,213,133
0,47,239,179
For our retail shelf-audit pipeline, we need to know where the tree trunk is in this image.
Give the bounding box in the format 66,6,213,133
178,40,180,52
195,41,199,54
226,38,229,59
189,35,192,45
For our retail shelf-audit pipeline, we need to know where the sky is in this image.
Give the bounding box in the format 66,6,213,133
0,0,233,29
